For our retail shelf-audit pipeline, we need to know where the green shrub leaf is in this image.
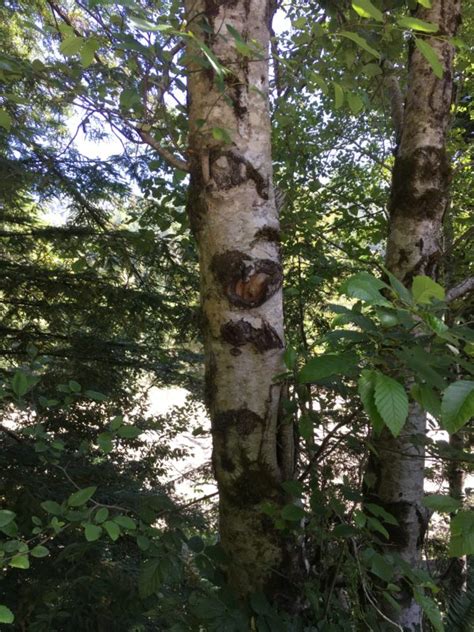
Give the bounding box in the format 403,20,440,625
374,373,408,436
441,380,474,433
68,486,97,507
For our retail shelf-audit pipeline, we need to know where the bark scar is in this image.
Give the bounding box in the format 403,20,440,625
209,149,269,199
211,250,282,308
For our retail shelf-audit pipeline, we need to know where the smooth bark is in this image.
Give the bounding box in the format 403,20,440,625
185,0,296,600
365,1,461,628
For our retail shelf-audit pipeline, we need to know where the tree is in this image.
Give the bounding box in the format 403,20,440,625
184,0,297,600
363,0,462,627
1,0,473,629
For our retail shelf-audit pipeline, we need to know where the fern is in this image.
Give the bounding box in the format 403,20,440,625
444,584,474,632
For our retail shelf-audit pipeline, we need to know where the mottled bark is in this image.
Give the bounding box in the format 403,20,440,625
185,0,296,600
365,1,461,628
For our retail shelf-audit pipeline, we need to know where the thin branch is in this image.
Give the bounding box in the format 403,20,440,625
136,128,190,172
446,276,474,302
299,415,357,482
0,423,22,442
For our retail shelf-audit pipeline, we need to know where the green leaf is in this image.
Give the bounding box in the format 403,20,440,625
283,347,297,370
0,109,12,131
397,17,438,33
412,275,445,304
129,16,173,32
95,507,109,524
299,415,313,441
369,553,394,581
80,38,100,67
441,380,474,433
30,545,49,558
423,313,451,339
332,524,358,538
449,511,474,557
68,380,81,393
299,352,359,383
367,516,389,539
40,500,62,515
109,415,123,431
97,432,113,453
281,504,305,521
139,559,161,598
226,25,254,57
309,72,329,95
422,494,462,513
333,82,344,109
117,425,141,439
365,503,399,525
352,0,383,21
281,480,303,496
103,520,120,541
330,304,378,332
362,62,382,77
340,272,389,305
68,486,97,507
9,554,29,569
85,390,107,401
292,17,306,29
413,589,443,632
60,35,84,56
340,31,381,58
136,535,150,551
0,605,14,624
11,372,29,397
0,510,15,528
193,38,226,79
417,0,432,7
84,523,102,542
411,384,441,417
347,92,364,114
211,127,232,143
113,515,136,530
376,308,399,328
374,373,409,437
358,370,385,434
381,267,413,305
119,88,141,110
415,38,443,78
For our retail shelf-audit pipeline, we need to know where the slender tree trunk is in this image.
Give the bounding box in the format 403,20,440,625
185,0,296,601
365,1,461,628
444,210,467,594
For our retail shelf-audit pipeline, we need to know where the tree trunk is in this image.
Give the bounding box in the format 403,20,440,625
185,0,296,601
365,1,461,628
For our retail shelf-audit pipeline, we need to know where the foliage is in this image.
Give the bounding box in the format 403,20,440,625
0,0,472,629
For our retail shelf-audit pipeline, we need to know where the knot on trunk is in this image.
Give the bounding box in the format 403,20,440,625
211,249,282,307
221,318,283,352
209,150,269,199
390,145,450,220
213,408,263,435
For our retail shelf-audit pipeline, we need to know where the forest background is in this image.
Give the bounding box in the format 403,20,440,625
0,0,473,630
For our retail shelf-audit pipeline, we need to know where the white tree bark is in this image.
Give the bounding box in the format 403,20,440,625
185,0,296,600
366,1,461,628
